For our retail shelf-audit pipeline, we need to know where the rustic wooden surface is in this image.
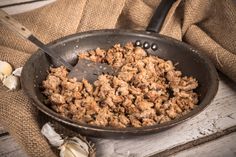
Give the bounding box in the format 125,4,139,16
172,132,236,157
0,135,28,157
0,1,236,157
0,0,56,15
0,74,235,157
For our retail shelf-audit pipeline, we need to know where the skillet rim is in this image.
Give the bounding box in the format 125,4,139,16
21,29,219,135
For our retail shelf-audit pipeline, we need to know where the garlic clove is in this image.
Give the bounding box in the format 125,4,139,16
0,73,6,82
67,144,88,157
41,123,64,147
59,145,68,157
0,61,13,81
12,67,23,77
70,137,89,155
41,123,94,157
2,74,20,90
59,145,65,157
60,140,88,157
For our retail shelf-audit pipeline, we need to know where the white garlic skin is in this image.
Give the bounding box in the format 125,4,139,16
60,137,89,157
41,123,64,147
0,61,13,81
0,73,5,81
12,67,23,77
41,123,91,157
2,74,20,90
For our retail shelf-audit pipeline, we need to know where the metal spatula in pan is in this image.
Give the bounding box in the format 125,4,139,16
0,9,114,83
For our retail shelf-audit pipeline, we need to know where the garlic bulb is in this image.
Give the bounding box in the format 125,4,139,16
0,62,22,91
41,123,95,157
2,74,20,90
12,67,23,77
0,61,13,81
60,137,89,157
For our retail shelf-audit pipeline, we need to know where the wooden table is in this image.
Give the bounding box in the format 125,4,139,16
0,1,236,157
1,73,235,157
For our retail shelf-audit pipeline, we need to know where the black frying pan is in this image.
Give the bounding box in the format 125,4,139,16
21,0,218,137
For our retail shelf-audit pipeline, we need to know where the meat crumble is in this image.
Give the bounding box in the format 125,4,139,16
42,42,199,128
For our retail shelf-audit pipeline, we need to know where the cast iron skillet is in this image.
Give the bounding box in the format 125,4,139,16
21,0,219,137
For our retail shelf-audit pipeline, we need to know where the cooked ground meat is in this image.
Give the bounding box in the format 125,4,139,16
42,42,199,128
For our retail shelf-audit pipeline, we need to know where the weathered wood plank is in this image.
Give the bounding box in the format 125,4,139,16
0,0,33,6
172,132,236,157
94,75,236,157
149,126,236,157
0,135,28,157
0,0,56,15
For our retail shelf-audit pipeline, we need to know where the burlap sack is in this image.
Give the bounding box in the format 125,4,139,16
0,0,235,156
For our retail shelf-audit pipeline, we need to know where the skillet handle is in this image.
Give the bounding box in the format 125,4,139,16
146,0,176,33
0,9,32,39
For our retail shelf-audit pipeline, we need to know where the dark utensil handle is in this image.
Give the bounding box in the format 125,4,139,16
146,0,176,33
28,35,73,70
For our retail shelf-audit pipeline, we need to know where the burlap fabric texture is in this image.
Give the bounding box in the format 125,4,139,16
0,0,235,156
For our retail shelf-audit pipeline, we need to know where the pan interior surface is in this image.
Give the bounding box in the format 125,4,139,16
21,30,218,137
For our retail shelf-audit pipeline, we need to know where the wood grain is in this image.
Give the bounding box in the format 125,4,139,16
172,132,236,157
0,0,33,6
0,0,56,15
0,135,28,157
0,9,32,38
150,126,236,157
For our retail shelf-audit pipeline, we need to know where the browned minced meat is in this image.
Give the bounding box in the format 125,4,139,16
42,42,198,128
